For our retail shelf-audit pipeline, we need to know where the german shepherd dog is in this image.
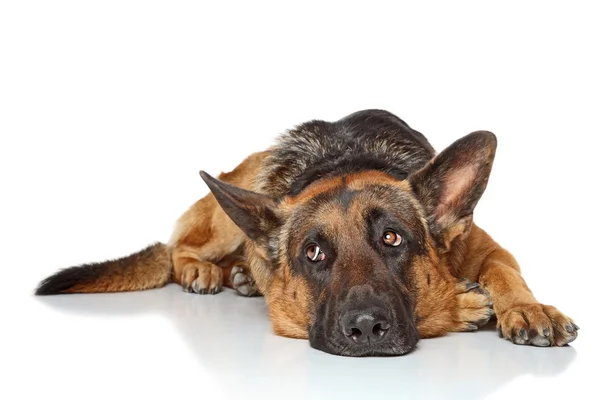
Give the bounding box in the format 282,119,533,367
35,110,578,356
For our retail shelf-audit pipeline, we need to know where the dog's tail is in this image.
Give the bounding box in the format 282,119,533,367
35,242,172,295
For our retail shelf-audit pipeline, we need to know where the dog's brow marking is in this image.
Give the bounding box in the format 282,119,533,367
337,189,359,211
286,177,345,204
287,171,403,205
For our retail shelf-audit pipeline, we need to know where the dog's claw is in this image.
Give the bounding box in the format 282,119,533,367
519,328,528,341
543,328,550,337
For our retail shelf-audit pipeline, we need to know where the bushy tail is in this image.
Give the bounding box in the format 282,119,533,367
35,243,173,295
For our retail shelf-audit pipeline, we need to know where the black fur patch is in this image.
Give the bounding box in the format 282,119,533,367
256,109,435,198
35,262,105,295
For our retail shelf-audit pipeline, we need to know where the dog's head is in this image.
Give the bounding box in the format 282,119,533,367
201,131,496,356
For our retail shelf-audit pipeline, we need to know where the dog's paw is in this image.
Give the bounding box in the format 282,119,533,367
230,265,259,297
180,262,223,295
497,304,579,346
451,279,495,332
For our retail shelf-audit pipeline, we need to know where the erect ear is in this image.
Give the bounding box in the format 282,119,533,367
199,171,280,243
409,131,497,252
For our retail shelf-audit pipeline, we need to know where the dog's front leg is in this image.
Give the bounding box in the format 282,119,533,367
469,226,579,346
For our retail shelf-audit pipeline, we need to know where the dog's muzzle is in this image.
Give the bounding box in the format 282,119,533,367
309,284,419,356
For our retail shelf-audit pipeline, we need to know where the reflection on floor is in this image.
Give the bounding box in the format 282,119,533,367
37,284,578,399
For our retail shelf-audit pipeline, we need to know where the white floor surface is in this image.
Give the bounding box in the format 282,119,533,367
4,284,595,400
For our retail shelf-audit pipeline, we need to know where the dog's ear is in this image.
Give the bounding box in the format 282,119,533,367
200,171,280,242
409,131,497,252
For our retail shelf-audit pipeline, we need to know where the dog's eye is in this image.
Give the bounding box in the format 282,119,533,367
306,244,326,262
382,231,402,247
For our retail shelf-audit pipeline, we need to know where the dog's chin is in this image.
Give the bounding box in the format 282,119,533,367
310,338,418,357
308,327,420,357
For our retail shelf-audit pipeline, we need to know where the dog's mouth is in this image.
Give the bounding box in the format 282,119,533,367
309,324,419,357
314,339,418,357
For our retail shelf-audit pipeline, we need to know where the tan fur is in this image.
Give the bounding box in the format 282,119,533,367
267,273,313,339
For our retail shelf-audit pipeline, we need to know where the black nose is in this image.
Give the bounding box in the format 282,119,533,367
341,308,391,345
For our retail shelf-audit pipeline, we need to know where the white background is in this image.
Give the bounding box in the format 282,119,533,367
1,1,599,399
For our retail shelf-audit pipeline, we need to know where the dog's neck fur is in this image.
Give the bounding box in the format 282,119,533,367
254,109,436,197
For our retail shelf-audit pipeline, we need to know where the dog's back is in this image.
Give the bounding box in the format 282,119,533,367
256,109,436,198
